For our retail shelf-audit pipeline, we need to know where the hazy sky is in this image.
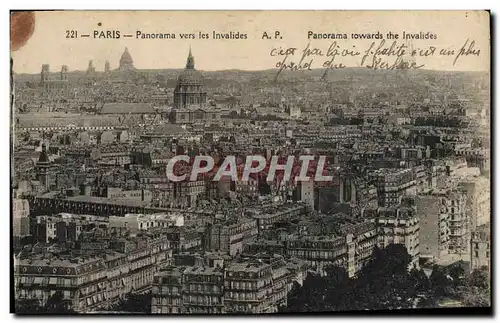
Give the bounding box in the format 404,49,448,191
12,11,490,73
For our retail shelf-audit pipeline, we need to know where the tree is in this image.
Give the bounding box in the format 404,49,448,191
45,291,76,313
112,292,152,313
447,261,466,283
462,287,490,307
15,298,41,314
346,245,419,310
410,267,430,291
468,268,489,289
461,267,490,307
15,291,76,314
280,245,427,313
323,266,351,311
426,263,491,308
429,265,455,298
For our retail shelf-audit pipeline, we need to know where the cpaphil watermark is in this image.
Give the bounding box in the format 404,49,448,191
165,155,333,183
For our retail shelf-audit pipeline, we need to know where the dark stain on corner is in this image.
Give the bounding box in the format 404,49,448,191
10,11,35,52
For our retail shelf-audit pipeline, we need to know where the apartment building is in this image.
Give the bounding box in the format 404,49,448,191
14,228,173,312
470,224,490,276
205,217,258,256
151,254,296,314
374,168,417,207
365,202,420,268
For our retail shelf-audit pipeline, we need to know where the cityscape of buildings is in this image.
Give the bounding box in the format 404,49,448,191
12,46,491,314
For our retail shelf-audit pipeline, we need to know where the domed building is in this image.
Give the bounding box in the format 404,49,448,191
119,47,135,71
173,48,207,109
170,48,221,124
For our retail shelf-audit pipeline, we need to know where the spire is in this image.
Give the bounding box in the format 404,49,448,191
122,47,131,59
38,143,49,163
186,47,195,69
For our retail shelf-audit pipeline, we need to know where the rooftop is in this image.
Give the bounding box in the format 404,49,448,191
15,254,106,276
148,123,187,135
65,195,150,208
184,266,224,276
101,103,154,115
226,261,269,273
155,266,185,278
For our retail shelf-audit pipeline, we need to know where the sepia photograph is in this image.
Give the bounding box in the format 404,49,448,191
9,10,491,315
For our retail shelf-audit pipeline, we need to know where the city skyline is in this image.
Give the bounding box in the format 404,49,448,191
11,11,490,73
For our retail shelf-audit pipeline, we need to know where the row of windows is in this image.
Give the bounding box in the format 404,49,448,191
183,295,223,305
177,113,219,120
288,249,345,259
224,281,258,291
20,126,115,131
152,297,183,306
16,289,63,299
18,276,74,286
130,257,154,271
474,251,490,258
153,305,226,314
226,270,266,279
186,284,222,293
151,306,181,314
226,291,266,301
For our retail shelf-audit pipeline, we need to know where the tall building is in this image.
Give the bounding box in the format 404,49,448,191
119,47,135,71
284,220,377,278
403,38,416,65
205,218,258,256
459,176,490,230
104,60,110,73
36,144,51,192
375,168,416,207
14,228,172,312
151,254,297,314
416,192,449,260
447,190,469,254
339,176,356,203
297,180,314,210
14,255,107,311
13,199,31,247
470,224,490,275
86,60,96,75
365,201,420,268
415,189,467,260
40,64,50,85
152,266,224,314
60,65,68,81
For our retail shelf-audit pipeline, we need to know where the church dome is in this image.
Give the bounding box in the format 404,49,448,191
176,48,204,85
119,47,134,70
178,68,204,85
173,48,207,109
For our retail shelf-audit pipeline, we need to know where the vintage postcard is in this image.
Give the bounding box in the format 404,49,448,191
10,10,491,314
